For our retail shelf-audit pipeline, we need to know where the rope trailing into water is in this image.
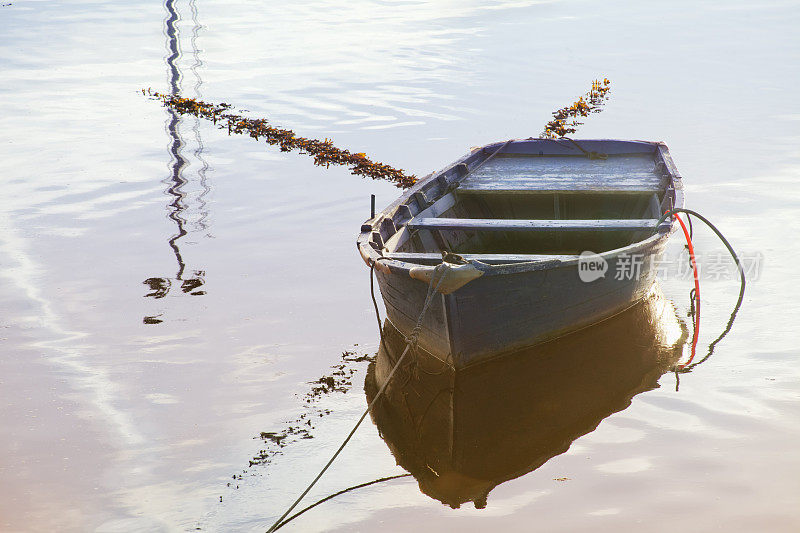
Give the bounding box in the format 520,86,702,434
672,213,700,368
270,474,411,531
265,260,446,533
656,208,746,371
143,90,417,189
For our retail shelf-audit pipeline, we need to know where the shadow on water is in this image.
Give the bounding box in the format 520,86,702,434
365,283,687,510
143,0,208,322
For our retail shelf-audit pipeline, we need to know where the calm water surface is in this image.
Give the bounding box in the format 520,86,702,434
1,1,798,531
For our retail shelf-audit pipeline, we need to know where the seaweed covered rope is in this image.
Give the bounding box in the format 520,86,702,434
144,91,416,188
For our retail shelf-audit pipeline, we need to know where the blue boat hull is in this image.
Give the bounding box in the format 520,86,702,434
377,242,666,368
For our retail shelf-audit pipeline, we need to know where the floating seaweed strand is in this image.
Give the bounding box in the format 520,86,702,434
541,78,611,139
144,90,417,189
147,80,610,185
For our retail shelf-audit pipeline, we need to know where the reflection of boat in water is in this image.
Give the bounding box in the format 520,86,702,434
365,283,686,509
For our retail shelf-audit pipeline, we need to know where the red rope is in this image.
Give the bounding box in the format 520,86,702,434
673,213,700,368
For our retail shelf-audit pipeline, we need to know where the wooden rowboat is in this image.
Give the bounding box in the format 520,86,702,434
357,139,684,369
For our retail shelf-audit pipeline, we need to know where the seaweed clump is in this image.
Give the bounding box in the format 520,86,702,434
541,78,611,138
241,349,375,471
144,89,416,189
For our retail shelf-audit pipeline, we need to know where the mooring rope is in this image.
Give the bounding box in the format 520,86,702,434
267,206,744,529
657,208,746,373
265,262,447,533
563,137,608,160
672,213,700,368
270,474,412,531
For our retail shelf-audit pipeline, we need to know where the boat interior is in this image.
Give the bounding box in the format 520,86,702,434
373,150,674,264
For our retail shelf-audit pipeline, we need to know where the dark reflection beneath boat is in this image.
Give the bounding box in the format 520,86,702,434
365,283,687,510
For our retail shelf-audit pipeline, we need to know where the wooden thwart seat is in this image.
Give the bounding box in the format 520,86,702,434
385,252,578,264
407,218,658,232
457,183,660,194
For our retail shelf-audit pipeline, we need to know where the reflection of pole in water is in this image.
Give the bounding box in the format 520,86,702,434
143,0,207,321
165,0,189,280
189,0,211,233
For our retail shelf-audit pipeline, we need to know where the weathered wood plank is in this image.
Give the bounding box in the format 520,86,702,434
468,152,657,178
457,184,660,194
499,139,657,156
458,152,664,194
414,192,456,219
384,252,579,264
407,218,658,232
383,226,410,253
